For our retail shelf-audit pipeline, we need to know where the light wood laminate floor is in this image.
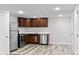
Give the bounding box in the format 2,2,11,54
10,44,73,55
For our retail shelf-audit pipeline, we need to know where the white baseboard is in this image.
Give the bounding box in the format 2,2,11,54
49,42,72,45
73,51,79,55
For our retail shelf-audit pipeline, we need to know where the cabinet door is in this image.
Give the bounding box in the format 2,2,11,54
31,18,48,27
34,34,40,44
25,34,30,44
18,17,26,27
25,34,34,44
18,17,30,27
40,18,48,27
18,18,21,27
25,34,40,44
30,35,36,44
26,18,30,27
21,18,26,27
31,18,40,27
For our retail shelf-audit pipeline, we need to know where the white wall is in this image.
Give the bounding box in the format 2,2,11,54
9,15,17,23
18,17,72,45
9,15,18,30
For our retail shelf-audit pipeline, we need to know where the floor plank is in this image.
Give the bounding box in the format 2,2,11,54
10,44,73,55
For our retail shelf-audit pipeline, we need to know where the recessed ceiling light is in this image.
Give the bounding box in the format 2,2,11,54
18,11,24,14
54,7,61,11
58,14,63,17
33,16,37,18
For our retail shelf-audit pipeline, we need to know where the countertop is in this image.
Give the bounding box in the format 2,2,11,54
19,32,50,34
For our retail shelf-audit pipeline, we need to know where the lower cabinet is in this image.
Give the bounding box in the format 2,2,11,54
19,34,49,45
25,34,40,44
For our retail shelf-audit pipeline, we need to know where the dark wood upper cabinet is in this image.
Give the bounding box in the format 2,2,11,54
31,18,48,27
18,17,30,27
30,18,40,27
18,17,26,27
18,17,48,27
39,18,48,27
